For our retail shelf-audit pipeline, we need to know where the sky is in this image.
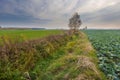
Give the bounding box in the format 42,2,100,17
0,0,120,29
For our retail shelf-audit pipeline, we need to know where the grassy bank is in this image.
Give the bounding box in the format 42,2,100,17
0,31,106,80
34,31,106,80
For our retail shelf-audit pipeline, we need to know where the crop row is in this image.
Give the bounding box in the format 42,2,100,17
85,30,120,80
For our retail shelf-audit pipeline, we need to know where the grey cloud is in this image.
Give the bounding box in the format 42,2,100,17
0,0,120,29
81,2,120,25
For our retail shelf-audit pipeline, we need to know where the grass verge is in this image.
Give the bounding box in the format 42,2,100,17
0,31,106,80
31,31,107,80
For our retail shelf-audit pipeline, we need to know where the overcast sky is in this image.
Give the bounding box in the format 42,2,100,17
0,0,120,29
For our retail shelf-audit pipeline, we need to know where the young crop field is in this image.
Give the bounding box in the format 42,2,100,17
85,30,120,80
0,30,63,45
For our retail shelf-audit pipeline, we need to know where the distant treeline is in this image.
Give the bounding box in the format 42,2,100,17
0,27,46,30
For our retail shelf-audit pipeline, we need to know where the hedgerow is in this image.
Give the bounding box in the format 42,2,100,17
0,31,73,80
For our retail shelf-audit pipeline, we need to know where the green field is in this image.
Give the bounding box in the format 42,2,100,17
1,29,120,80
85,30,120,80
0,30,63,45
0,30,106,80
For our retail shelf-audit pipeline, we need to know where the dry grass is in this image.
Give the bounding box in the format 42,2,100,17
0,31,106,80
76,56,100,78
45,32,104,80
75,74,88,80
46,53,102,80
0,31,73,80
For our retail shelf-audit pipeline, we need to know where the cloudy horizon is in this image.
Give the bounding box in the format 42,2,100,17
0,0,120,29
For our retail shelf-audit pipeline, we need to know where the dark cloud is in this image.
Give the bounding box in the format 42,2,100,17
0,0,120,29
0,13,51,26
81,2,120,29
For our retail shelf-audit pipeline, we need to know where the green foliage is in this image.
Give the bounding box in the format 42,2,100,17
85,30,120,80
65,41,76,53
0,30,107,80
0,30,72,80
32,32,106,80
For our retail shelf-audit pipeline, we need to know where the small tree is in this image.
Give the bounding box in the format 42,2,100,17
69,12,82,31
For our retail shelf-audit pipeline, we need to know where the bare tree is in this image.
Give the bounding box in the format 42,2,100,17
69,12,82,31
